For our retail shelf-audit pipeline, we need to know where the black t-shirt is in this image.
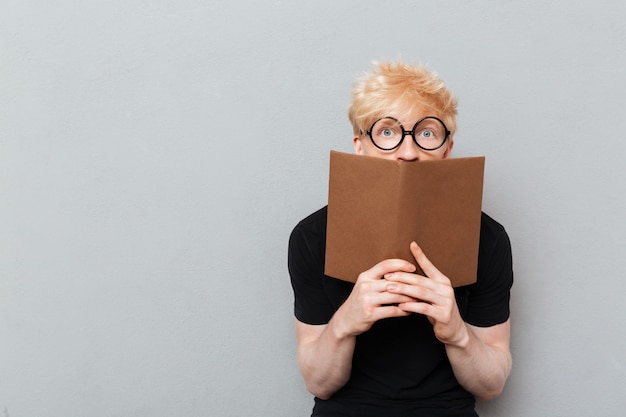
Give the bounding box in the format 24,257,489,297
288,206,513,417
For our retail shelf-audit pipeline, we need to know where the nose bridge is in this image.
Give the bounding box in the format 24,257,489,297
396,130,420,160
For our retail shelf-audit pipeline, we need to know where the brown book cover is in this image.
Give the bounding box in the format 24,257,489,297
325,151,485,287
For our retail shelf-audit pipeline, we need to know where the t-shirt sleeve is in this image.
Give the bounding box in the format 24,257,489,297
464,222,514,327
288,218,335,325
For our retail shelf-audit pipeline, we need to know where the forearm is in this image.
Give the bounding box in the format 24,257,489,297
445,323,512,401
296,313,356,400
295,259,418,399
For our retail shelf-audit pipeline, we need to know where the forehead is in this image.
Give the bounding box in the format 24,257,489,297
372,105,441,127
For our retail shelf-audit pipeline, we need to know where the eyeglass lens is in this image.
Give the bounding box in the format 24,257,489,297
369,117,447,151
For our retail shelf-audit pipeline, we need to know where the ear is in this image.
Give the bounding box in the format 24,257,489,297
353,136,364,155
442,139,454,159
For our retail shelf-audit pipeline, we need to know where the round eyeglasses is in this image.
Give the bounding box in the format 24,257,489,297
365,116,450,151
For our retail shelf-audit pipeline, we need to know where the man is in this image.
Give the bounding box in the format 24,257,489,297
288,61,513,417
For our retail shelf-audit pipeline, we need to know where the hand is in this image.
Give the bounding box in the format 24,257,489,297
384,242,469,347
336,258,418,337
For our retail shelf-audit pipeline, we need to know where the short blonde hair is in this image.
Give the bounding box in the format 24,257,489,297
348,61,458,139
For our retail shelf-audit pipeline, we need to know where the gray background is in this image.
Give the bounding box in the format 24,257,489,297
2,1,625,416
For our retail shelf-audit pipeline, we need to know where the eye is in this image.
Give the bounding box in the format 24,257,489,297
381,128,394,137
421,129,434,138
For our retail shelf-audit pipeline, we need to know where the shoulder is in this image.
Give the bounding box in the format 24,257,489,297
289,206,328,252
293,206,327,234
480,212,508,241
458,211,513,327
288,206,338,325
479,212,513,265
288,206,328,272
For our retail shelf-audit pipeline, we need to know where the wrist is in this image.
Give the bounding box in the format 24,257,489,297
447,323,471,349
329,305,358,340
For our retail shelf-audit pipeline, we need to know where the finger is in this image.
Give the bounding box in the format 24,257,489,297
377,305,412,319
379,292,418,305
385,279,438,305
410,242,443,281
396,300,435,317
352,277,417,304
387,281,451,309
398,299,457,328
358,258,416,282
384,271,430,287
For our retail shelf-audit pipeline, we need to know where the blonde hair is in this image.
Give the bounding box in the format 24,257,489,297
348,61,458,138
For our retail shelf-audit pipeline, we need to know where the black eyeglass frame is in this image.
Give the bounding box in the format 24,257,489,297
364,116,451,151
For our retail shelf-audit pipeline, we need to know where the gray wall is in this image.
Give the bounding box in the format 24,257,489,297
2,1,625,416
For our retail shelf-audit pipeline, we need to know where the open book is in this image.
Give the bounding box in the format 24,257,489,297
324,151,485,288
